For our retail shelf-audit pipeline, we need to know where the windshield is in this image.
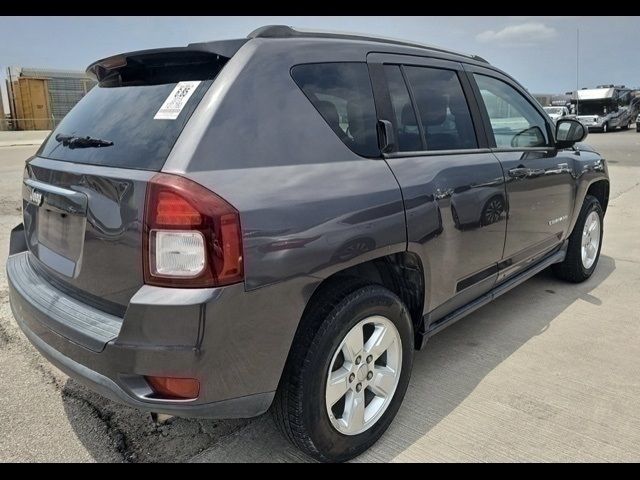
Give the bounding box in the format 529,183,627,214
544,107,562,115
576,101,610,117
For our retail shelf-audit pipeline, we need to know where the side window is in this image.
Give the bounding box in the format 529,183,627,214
291,63,379,157
474,74,550,148
383,65,422,152
403,66,478,151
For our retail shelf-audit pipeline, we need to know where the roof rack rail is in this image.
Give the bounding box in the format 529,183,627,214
247,25,489,64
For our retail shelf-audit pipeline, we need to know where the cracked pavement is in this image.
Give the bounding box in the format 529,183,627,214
1,129,640,462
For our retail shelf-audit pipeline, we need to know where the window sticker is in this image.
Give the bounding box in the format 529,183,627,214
154,81,201,120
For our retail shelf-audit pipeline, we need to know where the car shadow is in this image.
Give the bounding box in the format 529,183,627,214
358,254,616,462
63,255,616,463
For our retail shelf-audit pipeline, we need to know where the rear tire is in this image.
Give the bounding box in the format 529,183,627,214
552,195,603,283
272,282,414,462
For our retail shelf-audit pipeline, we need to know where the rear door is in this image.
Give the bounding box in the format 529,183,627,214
22,50,230,315
368,53,507,318
465,66,576,281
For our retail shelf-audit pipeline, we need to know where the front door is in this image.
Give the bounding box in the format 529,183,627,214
468,68,576,280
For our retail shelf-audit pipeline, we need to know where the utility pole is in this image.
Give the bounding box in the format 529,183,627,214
576,28,580,115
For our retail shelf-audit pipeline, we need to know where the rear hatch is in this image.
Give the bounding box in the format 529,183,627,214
21,45,242,315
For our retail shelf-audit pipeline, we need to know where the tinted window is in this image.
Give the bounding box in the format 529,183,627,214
404,66,477,151
38,80,213,170
291,63,379,157
474,74,550,148
384,65,422,152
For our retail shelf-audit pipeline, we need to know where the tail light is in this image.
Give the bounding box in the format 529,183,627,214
143,173,243,288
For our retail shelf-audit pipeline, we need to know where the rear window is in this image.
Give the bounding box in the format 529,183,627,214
291,63,380,157
38,58,221,170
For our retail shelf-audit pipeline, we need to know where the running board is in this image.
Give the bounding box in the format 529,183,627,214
416,249,566,349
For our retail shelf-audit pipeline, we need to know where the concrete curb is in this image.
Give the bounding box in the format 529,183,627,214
0,143,45,148
0,131,50,148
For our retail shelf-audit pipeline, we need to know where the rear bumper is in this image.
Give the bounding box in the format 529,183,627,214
14,308,273,418
6,246,313,418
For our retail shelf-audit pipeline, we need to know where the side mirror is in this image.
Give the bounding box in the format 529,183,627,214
556,119,587,149
511,125,546,148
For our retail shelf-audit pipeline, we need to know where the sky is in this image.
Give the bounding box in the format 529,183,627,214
2,16,640,112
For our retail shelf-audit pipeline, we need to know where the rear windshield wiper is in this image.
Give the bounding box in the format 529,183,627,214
55,133,114,149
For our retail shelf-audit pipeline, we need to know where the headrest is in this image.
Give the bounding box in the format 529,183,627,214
347,98,368,137
416,91,448,126
448,94,468,118
401,104,418,126
315,100,340,129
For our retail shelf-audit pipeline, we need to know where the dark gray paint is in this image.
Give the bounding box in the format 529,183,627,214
23,158,153,314
7,252,122,352
7,33,609,417
385,152,506,314
12,305,274,419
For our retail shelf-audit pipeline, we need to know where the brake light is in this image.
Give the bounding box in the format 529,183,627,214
156,191,202,225
143,173,243,287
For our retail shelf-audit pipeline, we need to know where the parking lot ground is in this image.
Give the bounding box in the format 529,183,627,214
1,130,639,462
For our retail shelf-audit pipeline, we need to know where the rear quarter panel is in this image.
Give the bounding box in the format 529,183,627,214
164,39,408,291
161,39,408,396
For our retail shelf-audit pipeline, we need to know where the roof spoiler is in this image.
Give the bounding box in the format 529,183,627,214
86,38,248,82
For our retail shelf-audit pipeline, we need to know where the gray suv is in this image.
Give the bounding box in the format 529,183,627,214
7,26,609,462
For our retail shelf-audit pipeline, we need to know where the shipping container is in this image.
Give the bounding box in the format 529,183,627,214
7,67,97,131
11,77,52,130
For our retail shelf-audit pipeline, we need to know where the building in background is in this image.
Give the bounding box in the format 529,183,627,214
6,67,96,131
533,93,553,107
532,93,572,108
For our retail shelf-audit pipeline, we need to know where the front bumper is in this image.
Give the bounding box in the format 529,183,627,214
6,246,305,418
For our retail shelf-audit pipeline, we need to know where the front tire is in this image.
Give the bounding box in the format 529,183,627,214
552,195,603,283
602,122,609,133
272,282,414,462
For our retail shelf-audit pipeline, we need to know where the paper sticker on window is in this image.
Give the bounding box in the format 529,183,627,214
154,81,201,120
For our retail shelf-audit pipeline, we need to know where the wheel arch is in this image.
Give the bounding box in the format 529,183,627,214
568,176,610,236
586,179,610,213
296,251,426,354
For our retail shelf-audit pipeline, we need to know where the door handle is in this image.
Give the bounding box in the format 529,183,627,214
508,167,529,178
23,178,88,215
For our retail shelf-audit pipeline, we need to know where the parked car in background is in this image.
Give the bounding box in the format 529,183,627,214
7,25,610,462
543,106,572,123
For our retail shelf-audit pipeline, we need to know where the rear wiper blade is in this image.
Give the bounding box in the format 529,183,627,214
55,133,113,149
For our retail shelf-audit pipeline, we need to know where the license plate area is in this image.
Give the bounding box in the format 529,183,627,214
23,179,88,278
